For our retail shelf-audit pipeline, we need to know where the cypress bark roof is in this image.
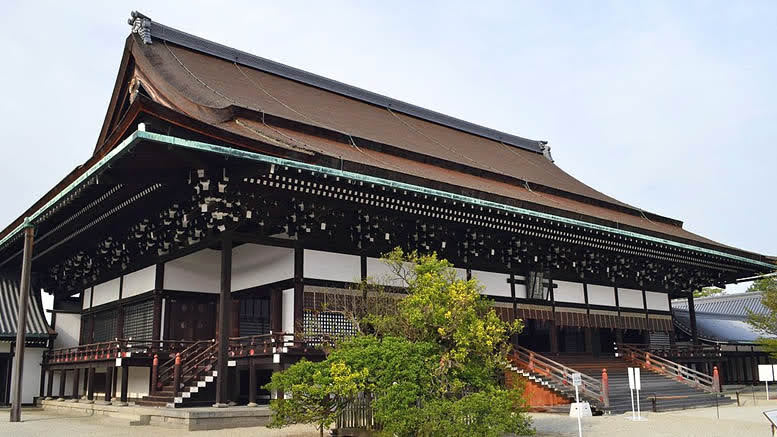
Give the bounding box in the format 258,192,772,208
0,273,53,340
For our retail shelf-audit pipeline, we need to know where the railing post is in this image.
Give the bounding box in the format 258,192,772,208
173,353,182,396
151,354,159,394
601,368,609,408
645,352,651,369
529,352,535,372
713,366,721,392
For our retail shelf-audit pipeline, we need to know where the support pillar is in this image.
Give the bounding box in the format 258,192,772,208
103,367,113,403
214,236,232,407
69,369,80,402
117,366,129,406
247,359,257,407
57,370,66,401
9,223,34,422
293,245,304,334
86,367,95,403
584,327,594,356
688,292,699,345
45,369,53,399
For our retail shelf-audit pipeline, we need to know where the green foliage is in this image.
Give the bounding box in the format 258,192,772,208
265,359,369,436
266,248,533,437
747,276,777,293
747,276,777,358
694,287,724,298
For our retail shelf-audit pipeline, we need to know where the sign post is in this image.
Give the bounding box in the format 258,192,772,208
628,367,646,421
572,372,582,437
759,364,774,400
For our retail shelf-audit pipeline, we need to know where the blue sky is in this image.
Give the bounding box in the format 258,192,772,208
0,1,774,303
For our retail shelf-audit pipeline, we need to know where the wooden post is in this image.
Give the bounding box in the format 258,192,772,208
713,366,721,392
293,245,304,335
45,369,54,399
9,223,34,422
119,366,129,405
247,359,257,407
688,292,699,345
601,368,609,408
214,236,232,407
104,367,113,402
86,367,95,403
71,369,80,401
57,370,66,401
173,353,181,396
151,355,159,394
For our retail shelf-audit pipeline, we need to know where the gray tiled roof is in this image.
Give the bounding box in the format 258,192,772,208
0,273,52,339
672,291,768,317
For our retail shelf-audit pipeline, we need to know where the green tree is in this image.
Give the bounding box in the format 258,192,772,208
747,276,777,293
265,360,369,437
747,276,777,358
266,248,533,437
694,287,724,298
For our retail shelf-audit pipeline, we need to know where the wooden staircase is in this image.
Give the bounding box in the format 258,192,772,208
136,340,219,408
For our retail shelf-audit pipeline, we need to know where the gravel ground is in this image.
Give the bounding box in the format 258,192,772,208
2,402,777,436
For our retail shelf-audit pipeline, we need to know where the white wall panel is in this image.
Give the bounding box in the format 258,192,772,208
127,367,150,399
82,288,92,309
618,288,644,309
515,279,527,299
10,347,44,404
122,265,156,298
587,284,616,306
554,281,585,303
164,249,220,293
646,291,670,311
53,312,80,349
304,249,360,282
92,277,121,307
471,270,510,297
282,288,294,333
232,244,294,291
366,257,412,287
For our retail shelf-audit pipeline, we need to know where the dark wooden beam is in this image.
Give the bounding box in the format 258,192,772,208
688,292,699,345
214,236,233,407
293,245,304,334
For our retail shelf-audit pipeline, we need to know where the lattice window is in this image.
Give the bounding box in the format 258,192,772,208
80,315,92,344
239,296,271,336
123,299,154,340
304,311,356,340
92,309,118,342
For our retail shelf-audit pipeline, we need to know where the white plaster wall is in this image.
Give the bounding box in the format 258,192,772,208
82,288,92,309
9,347,44,404
304,249,360,282
554,280,585,304
123,265,156,298
127,367,150,398
0,343,9,353
282,288,294,333
587,284,616,306
646,291,670,311
53,312,80,349
164,249,220,293
515,278,528,299
618,288,644,309
92,278,121,307
471,270,510,297
366,257,411,287
232,244,294,291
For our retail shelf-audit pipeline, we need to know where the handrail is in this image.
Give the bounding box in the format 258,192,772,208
43,338,200,364
510,345,608,408
156,340,214,388
616,343,720,393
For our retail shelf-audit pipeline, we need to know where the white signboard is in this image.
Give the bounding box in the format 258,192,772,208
759,365,774,382
627,367,645,421
571,372,582,387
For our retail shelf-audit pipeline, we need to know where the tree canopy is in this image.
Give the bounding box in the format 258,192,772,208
693,287,724,298
265,248,533,437
746,275,777,358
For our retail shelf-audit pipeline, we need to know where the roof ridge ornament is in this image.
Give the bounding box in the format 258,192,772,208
539,141,554,162
128,11,152,45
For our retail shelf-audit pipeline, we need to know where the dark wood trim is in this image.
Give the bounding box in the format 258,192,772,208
360,255,367,281
293,245,304,332
215,236,233,405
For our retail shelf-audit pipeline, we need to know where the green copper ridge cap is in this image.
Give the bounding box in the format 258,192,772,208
0,129,773,271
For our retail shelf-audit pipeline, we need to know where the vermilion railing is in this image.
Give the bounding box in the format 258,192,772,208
616,343,721,393
510,345,609,408
43,339,198,365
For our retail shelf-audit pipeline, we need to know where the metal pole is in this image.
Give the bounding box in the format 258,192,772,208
9,222,34,422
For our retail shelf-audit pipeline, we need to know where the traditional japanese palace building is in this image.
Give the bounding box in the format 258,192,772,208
1,12,774,411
